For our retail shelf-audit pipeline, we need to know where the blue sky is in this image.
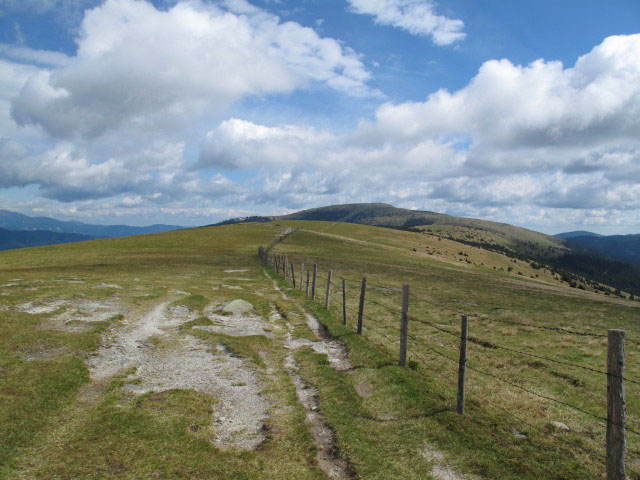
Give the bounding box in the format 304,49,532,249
0,0,639,234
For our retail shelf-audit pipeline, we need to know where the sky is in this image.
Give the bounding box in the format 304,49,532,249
0,0,639,234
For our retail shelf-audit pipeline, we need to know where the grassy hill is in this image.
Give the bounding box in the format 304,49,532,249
1,220,639,478
219,202,640,296
219,202,564,252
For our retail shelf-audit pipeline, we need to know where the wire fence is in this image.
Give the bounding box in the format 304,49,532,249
258,244,637,478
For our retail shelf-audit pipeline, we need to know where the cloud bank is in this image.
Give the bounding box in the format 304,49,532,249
0,0,638,232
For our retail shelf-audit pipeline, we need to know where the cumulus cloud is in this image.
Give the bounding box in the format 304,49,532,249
196,34,640,223
366,34,640,171
10,0,374,140
0,138,239,203
346,0,465,45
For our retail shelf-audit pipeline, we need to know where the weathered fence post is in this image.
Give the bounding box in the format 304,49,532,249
607,329,626,480
325,269,332,309
312,264,318,301
291,263,296,288
342,278,347,325
300,263,304,291
399,285,410,366
284,255,289,281
306,270,310,298
457,314,469,415
357,277,367,334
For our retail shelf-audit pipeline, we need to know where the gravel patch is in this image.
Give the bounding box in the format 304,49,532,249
87,302,168,379
420,442,477,480
90,301,271,451
194,302,273,337
124,338,269,451
49,299,123,332
92,283,123,289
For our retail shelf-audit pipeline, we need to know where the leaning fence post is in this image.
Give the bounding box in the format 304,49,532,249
325,269,332,309
312,264,318,301
342,278,347,325
357,277,367,334
306,269,310,298
607,329,626,480
457,314,469,415
291,263,296,288
399,285,410,366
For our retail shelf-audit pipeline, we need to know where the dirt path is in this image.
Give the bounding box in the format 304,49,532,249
268,284,355,479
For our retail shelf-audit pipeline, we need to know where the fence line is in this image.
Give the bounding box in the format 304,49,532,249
258,243,633,478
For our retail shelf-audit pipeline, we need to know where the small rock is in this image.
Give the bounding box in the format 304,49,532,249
222,299,254,315
512,428,527,439
549,421,570,432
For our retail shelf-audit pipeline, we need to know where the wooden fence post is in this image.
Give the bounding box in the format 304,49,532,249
306,270,310,298
399,285,410,366
291,263,296,288
300,263,304,291
342,278,347,325
325,269,332,309
457,314,469,415
312,264,318,301
284,256,289,281
357,277,367,334
607,329,626,480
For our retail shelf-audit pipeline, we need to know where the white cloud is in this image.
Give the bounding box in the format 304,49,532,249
10,0,374,140
195,34,640,227
346,0,465,45
366,34,640,170
0,44,71,67
0,139,233,202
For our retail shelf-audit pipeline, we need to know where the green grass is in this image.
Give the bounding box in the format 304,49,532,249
0,223,328,479
270,220,640,478
2,219,638,478
171,294,208,312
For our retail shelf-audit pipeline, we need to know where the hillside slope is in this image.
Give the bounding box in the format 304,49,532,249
217,202,640,295
218,202,564,252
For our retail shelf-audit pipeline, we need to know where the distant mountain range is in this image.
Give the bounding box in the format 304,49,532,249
0,210,183,238
0,227,99,251
559,233,640,267
0,209,184,251
555,231,604,239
